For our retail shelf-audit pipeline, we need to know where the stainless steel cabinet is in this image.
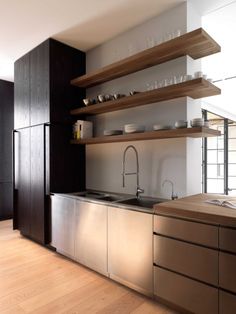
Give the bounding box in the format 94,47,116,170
108,206,153,296
51,195,76,259
74,200,108,276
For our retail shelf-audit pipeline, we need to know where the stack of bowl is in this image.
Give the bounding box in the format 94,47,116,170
124,124,145,133
174,120,188,129
190,118,204,127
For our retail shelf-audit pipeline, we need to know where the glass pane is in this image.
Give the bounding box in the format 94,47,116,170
228,151,236,163
228,164,236,176
229,139,236,150
228,177,236,189
208,164,224,178
207,179,224,193
207,150,224,164
207,137,218,149
228,190,236,196
228,125,236,138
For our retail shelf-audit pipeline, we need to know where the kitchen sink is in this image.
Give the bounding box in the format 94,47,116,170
69,191,126,202
70,191,106,199
117,197,167,209
97,195,126,202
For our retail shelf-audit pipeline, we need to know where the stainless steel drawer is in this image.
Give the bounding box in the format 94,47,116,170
219,252,236,293
219,227,236,253
154,215,218,248
154,235,218,285
220,290,236,314
154,267,218,314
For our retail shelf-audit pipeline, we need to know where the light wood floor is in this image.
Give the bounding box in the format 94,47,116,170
0,220,177,314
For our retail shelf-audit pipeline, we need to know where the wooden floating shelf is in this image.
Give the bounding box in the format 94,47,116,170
70,78,221,116
71,127,221,145
71,28,221,88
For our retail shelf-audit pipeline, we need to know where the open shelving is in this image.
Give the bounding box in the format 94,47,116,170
70,127,221,145
70,78,220,116
71,28,221,88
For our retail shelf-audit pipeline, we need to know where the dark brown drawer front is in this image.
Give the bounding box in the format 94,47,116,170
219,252,236,293
220,290,236,314
154,267,218,314
154,215,218,248
154,235,218,285
220,227,236,253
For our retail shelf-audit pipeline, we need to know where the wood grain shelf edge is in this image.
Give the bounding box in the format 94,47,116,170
71,28,221,88
70,127,221,145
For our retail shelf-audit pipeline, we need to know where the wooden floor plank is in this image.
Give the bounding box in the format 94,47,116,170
0,219,177,314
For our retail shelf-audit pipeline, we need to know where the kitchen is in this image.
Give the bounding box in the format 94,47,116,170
0,0,236,313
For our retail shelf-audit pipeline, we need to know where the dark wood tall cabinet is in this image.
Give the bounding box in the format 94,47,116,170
14,39,86,244
0,80,14,220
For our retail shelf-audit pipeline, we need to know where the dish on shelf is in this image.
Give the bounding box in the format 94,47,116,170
97,94,113,103
190,118,204,127
104,130,123,136
153,124,173,131
113,93,126,100
175,120,188,129
129,91,140,96
83,98,96,106
124,124,145,133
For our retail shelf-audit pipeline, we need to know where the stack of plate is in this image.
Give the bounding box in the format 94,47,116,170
190,118,204,127
124,124,145,133
153,124,173,131
104,130,123,136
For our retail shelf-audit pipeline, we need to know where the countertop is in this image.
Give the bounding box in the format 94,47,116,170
155,193,236,227
51,191,162,215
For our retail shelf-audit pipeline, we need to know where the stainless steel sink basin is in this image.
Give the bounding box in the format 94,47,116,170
117,197,167,209
70,191,106,199
97,195,126,202
69,191,126,202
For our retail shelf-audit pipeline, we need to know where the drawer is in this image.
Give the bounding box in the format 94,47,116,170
154,267,218,314
154,235,218,285
154,215,218,248
219,227,236,253
220,290,236,314
219,252,236,293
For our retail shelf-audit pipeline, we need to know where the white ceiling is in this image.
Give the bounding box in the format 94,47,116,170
0,0,185,82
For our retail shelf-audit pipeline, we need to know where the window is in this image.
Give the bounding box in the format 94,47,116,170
203,110,236,195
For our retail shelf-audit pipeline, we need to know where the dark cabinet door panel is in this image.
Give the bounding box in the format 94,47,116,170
30,41,50,126
15,128,31,236
0,80,14,182
30,125,45,243
0,182,13,220
14,54,30,129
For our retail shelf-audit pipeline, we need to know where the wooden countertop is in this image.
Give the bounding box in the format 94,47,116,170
154,193,236,227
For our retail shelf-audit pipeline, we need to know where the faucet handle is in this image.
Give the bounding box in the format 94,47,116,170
136,187,144,198
171,193,178,200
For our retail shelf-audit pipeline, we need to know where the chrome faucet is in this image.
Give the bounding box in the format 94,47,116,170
122,145,144,199
162,179,178,200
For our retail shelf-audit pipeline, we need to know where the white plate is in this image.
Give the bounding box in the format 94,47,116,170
153,125,173,131
104,130,123,136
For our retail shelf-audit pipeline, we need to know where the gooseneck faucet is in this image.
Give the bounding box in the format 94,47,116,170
162,179,178,200
122,145,144,199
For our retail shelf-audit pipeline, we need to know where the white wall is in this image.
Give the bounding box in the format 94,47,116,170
85,2,203,199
